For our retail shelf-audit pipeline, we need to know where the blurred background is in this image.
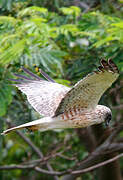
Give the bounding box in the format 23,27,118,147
0,0,123,179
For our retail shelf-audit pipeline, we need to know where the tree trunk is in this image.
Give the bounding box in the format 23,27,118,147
99,153,122,180
92,125,122,180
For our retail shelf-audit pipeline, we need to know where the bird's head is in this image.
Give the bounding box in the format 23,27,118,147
95,105,112,126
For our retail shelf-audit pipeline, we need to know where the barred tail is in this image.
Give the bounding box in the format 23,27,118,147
1,117,53,135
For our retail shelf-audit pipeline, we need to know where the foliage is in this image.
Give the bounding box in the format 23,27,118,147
0,67,13,116
0,5,123,119
0,1,123,180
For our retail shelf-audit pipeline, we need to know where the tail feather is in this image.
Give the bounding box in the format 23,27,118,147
1,117,53,135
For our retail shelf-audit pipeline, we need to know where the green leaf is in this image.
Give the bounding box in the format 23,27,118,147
0,39,26,65
0,93,6,116
55,79,71,86
18,6,48,18
0,82,12,117
60,6,81,17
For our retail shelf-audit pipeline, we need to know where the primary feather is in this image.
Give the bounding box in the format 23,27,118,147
2,59,119,135
55,59,119,116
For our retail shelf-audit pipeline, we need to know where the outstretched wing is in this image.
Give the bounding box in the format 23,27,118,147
55,59,119,116
11,68,70,117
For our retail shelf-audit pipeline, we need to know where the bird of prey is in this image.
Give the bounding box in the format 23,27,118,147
2,59,119,135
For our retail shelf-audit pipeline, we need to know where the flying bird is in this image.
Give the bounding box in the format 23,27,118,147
2,59,119,135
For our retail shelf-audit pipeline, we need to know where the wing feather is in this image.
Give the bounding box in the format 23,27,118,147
55,59,119,116
11,69,70,117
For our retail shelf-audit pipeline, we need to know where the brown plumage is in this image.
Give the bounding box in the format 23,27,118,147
2,59,119,135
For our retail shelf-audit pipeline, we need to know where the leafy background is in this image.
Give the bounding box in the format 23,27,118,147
0,0,123,180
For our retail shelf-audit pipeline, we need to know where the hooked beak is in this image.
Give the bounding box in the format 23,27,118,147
105,119,110,127
104,112,112,127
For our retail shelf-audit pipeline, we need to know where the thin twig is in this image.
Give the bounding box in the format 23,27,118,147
62,124,123,180
72,153,123,174
16,131,43,158
6,122,59,180
34,166,67,175
16,131,59,180
105,124,123,144
0,164,34,170
2,123,123,179
0,153,122,176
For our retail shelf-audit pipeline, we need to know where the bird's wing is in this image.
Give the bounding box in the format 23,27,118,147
11,68,70,117
55,59,119,116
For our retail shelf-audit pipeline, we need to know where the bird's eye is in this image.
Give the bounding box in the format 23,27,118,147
105,113,112,127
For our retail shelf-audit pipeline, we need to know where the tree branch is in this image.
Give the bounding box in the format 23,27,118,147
16,130,59,180
72,153,123,175
2,123,123,179
0,164,34,170
6,122,59,180
62,124,123,180
0,152,122,176
16,131,43,158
